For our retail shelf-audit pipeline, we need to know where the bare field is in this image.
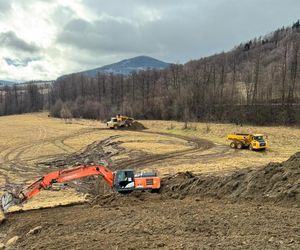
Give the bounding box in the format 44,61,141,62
142,120,300,173
0,113,299,188
0,113,299,249
0,113,201,211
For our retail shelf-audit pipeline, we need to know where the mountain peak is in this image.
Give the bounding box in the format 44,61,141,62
59,56,170,80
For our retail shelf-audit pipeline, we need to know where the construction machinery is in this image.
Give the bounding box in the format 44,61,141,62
107,114,134,129
0,165,160,212
227,133,268,150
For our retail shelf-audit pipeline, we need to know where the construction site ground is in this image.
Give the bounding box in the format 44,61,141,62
0,113,299,249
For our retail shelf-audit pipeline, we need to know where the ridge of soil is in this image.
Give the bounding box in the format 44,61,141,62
161,151,300,205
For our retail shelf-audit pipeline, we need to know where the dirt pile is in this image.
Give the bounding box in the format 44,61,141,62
130,121,146,130
162,152,300,205
117,121,146,130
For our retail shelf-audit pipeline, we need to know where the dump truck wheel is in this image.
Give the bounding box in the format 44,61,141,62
249,145,253,151
236,142,243,149
230,142,236,149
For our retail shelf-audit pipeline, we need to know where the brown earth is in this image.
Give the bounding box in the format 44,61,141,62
0,121,299,249
0,193,299,250
162,152,300,205
1,150,299,249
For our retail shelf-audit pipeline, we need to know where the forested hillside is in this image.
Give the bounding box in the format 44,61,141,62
1,22,300,125
49,23,300,125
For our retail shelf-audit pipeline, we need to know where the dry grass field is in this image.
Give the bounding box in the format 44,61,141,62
143,120,300,173
0,113,299,249
0,113,299,215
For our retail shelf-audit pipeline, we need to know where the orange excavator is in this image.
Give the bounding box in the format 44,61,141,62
0,165,161,212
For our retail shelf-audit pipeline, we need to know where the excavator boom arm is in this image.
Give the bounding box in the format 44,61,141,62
1,165,114,211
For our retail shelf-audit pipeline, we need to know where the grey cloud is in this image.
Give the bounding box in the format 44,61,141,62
2,0,300,81
57,18,160,54
0,31,40,53
51,6,76,26
4,57,39,67
56,0,300,65
0,0,11,14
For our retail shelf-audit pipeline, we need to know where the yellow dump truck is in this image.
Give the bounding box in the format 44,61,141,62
107,115,134,129
227,133,268,150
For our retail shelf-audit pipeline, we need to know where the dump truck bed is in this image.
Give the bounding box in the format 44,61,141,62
227,134,251,141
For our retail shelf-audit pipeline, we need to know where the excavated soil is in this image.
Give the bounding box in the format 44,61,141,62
1,135,299,249
1,195,299,249
111,121,146,131
162,152,300,205
126,121,146,130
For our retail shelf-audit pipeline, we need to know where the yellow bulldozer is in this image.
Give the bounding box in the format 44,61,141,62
227,133,268,151
107,114,134,129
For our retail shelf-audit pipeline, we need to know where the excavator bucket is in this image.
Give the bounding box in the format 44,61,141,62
0,192,16,212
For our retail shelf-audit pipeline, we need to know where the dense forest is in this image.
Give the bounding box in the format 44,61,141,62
1,22,300,125
0,84,46,115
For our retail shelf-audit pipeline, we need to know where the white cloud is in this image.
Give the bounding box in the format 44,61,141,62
0,0,300,81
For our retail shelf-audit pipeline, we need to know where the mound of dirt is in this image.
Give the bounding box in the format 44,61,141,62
162,152,300,205
130,121,146,130
117,121,146,130
107,121,145,130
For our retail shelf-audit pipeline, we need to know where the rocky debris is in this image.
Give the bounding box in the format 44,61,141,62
6,236,19,247
0,243,4,250
162,152,300,205
26,226,42,236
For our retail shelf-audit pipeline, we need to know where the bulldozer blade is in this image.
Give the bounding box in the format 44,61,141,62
1,192,15,212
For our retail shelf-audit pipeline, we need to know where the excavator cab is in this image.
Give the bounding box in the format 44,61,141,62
113,170,135,192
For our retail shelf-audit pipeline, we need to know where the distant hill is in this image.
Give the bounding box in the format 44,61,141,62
52,21,300,125
0,80,17,86
58,56,170,79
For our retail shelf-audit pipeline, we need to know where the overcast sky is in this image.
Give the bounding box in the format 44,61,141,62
0,0,299,81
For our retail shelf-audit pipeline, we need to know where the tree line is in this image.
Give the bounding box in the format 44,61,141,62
0,84,47,116
1,22,300,125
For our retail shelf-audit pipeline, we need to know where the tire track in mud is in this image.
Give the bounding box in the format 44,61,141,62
1,127,232,189
1,127,68,186
52,139,76,153
0,128,101,186
115,130,231,170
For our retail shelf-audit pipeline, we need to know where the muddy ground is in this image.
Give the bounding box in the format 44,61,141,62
0,127,299,249
1,194,299,250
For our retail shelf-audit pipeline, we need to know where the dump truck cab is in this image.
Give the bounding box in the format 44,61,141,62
249,134,267,150
107,117,118,129
227,133,268,150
